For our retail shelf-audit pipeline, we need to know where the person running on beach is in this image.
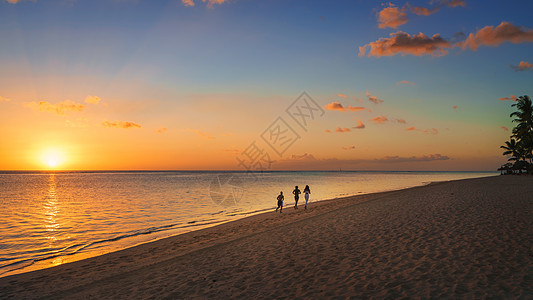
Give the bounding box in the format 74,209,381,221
276,191,284,213
292,186,301,209
303,185,311,209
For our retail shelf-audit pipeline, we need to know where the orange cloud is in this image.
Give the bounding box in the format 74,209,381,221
6,0,20,3
345,106,365,112
325,129,331,133
102,120,141,129
370,116,388,124
361,22,531,58
359,31,451,57
182,0,227,8
396,80,415,86
324,102,344,111
406,127,438,134
394,118,407,124
511,61,533,71
0,96,11,102
206,0,226,5
366,92,384,104
378,153,449,162
193,129,215,139
323,102,365,112
337,94,348,98
342,146,356,150
444,0,466,8
26,100,85,115
410,6,439,16
377,4,408,29
457,22,533,51
336,127,351,133
354,120,366,129
424,128,439,135
409,0,463,16
277,153,451,169
85,95,101,104
290,153,316,161
501,126,509,132
155,127,167,134
499,95,518,101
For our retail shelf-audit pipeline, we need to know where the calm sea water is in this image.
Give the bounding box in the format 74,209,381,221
0,171,496,277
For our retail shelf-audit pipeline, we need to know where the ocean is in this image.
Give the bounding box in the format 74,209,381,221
0,170,496,277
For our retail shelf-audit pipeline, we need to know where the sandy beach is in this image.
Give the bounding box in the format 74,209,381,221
0,175,531,299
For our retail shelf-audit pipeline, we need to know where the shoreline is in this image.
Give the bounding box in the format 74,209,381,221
1,175,531,298
0,174,472,278
2,178,411,278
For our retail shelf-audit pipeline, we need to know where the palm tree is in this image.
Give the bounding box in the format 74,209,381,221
501,138,521,161
511,95,533,135
510,95,533,163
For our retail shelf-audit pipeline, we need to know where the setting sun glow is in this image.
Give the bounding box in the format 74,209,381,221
47,158,58,168
41,149,64,169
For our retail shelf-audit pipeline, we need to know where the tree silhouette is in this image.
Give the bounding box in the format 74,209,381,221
501,139,522,161
502,95,533,173
511,96,533,163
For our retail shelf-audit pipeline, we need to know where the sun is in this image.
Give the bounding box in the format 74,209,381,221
41,149,65,169
47,157,58,168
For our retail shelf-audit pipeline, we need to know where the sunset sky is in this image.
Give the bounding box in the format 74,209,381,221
0,0,532,171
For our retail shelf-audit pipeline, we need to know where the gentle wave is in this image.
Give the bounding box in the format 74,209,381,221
0,171,497,277
0,217,231,276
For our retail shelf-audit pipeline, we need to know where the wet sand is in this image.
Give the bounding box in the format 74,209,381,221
1,175,532,299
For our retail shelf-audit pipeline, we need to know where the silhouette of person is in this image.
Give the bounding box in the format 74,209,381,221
276,191,284,213
303,185,311,209
292,186,301,209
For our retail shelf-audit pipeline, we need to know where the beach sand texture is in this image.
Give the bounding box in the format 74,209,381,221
1,175,531,299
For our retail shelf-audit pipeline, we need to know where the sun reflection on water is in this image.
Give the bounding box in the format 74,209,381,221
44,174,59,247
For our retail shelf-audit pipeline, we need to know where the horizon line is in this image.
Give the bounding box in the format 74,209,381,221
0,169,498,173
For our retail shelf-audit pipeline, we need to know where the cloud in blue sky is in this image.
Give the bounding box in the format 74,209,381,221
182,0,228,8
360,22,532,58
511,61,533,71
377,3,408,29
457,22,533,51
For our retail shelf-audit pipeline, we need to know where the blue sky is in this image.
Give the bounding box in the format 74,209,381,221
0,0,532,170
